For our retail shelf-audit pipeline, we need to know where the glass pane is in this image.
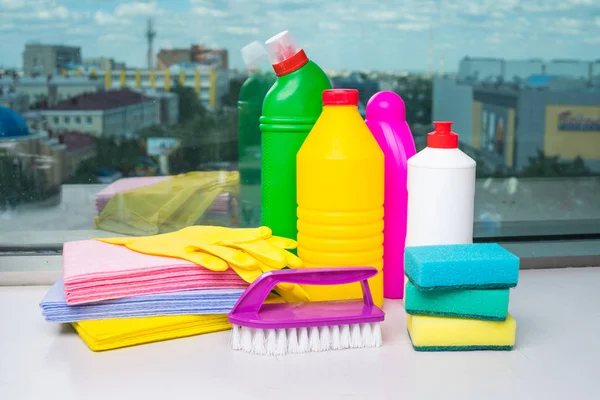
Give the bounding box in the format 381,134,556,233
0,0,599,246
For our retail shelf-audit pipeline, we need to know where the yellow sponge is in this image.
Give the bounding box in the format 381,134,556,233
407,313,516,351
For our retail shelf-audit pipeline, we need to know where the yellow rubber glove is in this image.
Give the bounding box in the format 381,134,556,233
95,226,309,302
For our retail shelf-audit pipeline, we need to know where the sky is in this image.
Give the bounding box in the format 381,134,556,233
1,0,599,72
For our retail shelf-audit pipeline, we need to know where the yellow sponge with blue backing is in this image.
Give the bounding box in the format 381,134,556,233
404,243,519,290
407,313,516,351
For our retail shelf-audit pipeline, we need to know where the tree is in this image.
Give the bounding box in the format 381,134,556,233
221,76,246,107
395,76,432,127
171,83,206,123
68,158,98,184
521,149,592,177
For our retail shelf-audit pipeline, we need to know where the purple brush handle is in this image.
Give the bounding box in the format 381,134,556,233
230,267,378,315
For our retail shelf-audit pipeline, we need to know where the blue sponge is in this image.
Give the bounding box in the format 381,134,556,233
404,243,519,290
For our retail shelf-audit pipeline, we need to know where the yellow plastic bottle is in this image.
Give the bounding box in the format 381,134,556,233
297,89,385,307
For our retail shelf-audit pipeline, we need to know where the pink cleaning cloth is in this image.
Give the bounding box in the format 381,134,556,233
62,240,247,305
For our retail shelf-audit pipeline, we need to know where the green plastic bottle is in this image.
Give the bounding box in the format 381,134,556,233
260,31,332,240
238,42,275,226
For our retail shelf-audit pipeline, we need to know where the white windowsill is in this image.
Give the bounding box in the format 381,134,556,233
1,267,599,399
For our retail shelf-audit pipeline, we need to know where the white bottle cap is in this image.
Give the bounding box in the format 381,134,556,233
265,30,301,65
241,41,269,68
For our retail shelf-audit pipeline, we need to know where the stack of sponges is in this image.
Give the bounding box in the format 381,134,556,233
404,243,519,351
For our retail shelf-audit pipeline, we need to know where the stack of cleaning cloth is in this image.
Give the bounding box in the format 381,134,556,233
42,226,307,351
95,176,230,216
95,176,168,212
404,243,519,351
41,277,245,322
94,173,235,237
62,240,247,304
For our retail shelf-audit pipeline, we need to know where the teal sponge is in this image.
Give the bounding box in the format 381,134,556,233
404,243,519,290
404,281,509,321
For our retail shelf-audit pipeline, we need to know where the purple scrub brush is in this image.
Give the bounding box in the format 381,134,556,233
228,267,385,355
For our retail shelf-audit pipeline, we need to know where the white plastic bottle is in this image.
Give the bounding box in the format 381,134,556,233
405,121,476,247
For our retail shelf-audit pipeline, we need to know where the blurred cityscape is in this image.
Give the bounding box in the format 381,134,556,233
1,18,599,234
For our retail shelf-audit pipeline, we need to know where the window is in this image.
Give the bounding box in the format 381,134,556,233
1,1,599,269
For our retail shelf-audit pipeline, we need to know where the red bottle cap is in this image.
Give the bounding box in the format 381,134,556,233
272,49,309,76
266,31,310,76
427,121,458,149
323,89,359,106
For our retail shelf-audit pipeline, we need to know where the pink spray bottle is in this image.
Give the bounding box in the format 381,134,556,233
365,91,416,299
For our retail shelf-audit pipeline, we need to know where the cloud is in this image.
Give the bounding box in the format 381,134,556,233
99,33,137,42
66,26,95,35
520,0,593,12
318,21,342,31
544,17,584,35
221,26,260,35
0,0,23,10
94,11,129,26
192,6,228,17
114,1,159,17
486,32,503,44
35,6,70,20
397,23,429,31
1,0,599,71
364,11,397,21
0,22,15,31
583,36,600,44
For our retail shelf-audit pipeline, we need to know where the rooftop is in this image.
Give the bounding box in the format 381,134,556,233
14,76,104,87
46,88,153,111
57,131,96,152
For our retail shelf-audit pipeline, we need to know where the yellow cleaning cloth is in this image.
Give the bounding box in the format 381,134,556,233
72,314,231,352
407,313,516,351
95,171,239,236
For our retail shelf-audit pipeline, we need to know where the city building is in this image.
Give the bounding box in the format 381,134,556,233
23,43,81,76
332,72,380,108
0,90,29,114
458,57,598,84
1,106,66,202
157,45,228,70
62,67,226,110
0,76,104,108
81,57,126,71
546,60,591,80
41,89,160,138
433,59,600,173
142,89,179,126
57,131,97,176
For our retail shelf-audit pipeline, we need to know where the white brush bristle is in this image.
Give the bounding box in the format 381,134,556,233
231,323,382,355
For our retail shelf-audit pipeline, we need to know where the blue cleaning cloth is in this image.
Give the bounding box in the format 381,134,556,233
404,243,520,290
40,277,245,323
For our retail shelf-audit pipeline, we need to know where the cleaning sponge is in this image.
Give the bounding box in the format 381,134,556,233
404,280,509,321
407,313,516,351
404,243,519,290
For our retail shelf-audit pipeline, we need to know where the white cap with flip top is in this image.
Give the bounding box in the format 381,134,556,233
264,31,308,76
241,41,269,69
265,30,301,65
